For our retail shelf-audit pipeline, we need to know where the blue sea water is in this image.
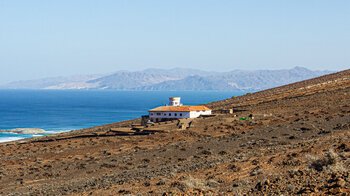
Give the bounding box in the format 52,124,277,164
0,90,245,142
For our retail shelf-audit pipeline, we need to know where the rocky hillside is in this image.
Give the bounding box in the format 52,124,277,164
0,67,332,91
0,69,349,195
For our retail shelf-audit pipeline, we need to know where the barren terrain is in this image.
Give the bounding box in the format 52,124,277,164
0,69,349,195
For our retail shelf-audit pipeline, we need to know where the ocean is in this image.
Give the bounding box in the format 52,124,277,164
0,90,245,142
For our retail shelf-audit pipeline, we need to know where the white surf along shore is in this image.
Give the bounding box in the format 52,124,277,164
0,128,49,134
0,128,61,143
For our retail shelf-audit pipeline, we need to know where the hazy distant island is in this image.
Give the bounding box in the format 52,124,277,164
0,66,332,91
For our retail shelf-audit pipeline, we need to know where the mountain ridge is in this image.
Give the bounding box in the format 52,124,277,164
0,67,333,91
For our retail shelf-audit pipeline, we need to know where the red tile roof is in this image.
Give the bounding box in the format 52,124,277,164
149,105,211,112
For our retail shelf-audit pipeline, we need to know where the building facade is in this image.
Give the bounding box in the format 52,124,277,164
148,97,212,122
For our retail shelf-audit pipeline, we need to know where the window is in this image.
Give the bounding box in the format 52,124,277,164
157,113,161,115
180,113,182,116
150,113,153,115
169,113,172,116
175,113,177,116
202,110,205,112
164,113,166,116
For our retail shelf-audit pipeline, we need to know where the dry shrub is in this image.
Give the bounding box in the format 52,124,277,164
182,175,206,190
305,149,348,172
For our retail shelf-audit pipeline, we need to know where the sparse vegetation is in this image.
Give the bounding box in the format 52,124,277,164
305,149,348,172
1,69,350,195
181,175,206,190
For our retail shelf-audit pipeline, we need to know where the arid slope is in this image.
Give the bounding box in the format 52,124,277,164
0,69,349,195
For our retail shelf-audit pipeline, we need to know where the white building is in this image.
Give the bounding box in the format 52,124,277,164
148,97,212,122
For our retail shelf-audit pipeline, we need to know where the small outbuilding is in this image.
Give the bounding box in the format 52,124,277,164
148,97,212,122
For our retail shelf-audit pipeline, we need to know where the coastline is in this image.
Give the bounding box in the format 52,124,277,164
0,90,237,144
0,70,349,195
0,129,63,144
1,118,141,145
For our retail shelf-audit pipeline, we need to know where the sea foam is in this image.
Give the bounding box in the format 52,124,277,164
0,137,24,143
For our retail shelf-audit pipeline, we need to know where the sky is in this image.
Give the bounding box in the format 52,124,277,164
0,0,349,84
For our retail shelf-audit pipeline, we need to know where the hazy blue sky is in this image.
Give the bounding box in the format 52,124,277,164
0,0,349,84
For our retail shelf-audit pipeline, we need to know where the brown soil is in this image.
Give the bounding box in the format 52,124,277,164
0,69,349,195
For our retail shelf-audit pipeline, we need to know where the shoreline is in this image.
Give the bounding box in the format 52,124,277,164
0,70,349,195
0,132,51,144
0,118,141,145
0,129,67,144
0,90,236,145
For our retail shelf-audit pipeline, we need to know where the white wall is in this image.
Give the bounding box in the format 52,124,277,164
189,110,212,118
149,110,211,119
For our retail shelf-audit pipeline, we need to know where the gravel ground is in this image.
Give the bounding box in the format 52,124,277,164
0,69,349,195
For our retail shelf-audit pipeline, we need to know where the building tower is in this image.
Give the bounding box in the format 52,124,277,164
169,97,181,106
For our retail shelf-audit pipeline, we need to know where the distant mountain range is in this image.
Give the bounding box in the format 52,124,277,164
0,67,333,91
